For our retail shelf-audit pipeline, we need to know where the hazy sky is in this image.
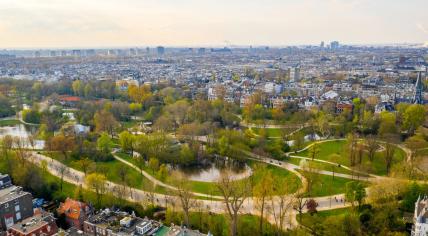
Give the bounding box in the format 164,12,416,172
0,0,427,48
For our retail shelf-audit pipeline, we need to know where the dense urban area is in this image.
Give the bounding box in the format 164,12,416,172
0,43,427,236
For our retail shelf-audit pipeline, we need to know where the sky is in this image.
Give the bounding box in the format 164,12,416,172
0,0,427,48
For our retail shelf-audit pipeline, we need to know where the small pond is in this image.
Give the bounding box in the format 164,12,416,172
0,123,44,149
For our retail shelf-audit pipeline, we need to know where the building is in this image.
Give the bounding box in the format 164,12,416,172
166,225,209,236
0,174,12,189
330,41,340,50
412,195,428,236
58,96,81,108
83,208,162,236
413,72,424,104
7,211,58,236
0,182,34,229
115,79,139,91
57,198,90,230
157,46,165,55
336,101,353,113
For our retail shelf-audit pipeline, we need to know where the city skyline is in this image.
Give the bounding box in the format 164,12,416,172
0,0,427,48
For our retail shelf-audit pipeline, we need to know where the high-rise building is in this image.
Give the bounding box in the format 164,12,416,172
198,48,206,54
34,51,41,58
320,41,325,48
157,46,165,55
330,41,340,50
49,51,56,57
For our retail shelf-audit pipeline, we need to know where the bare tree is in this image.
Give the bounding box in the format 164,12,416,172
293,193,308,223
365,135,377,162
216,171,251,236
384,142,395,174
269,178,294,234
173,173,197,228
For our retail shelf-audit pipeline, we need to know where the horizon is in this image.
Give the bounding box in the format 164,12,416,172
0,0,427,48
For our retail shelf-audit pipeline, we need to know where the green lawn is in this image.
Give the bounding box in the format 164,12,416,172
251,127,296,138
298,207,351,227
0,119,21,126
297,140,406,176
285,157,364,176
116,152,301,196
44,152,167,194
298,170,368,197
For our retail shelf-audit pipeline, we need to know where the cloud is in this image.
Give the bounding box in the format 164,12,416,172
417,23,428,34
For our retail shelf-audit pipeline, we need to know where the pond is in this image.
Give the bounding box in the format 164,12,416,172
176,159,253,182
0,123,44,149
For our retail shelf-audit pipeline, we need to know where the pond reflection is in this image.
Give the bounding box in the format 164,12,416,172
176,158,252,182
0,124,44,149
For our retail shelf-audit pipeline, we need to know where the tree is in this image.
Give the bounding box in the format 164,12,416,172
328,154,341,180
48,134,75,160
85,173,107,207
97,132,113,154
58,165,68,192
345,181,366,208
293,193,308,222
402,104,426,135
128,84,152,105
306,198,318,215
72,80,83,96
253,166,274,235
384,142,395,174
293,132,305,152
157,164,168,181
148,158,159,174
378,112,397,137
118,131,135,154
173,173,196,228
365,135,377,162
346,133,358,166
269,177,295,233
308,144,320,161
77,158,94,176
94,109,119,137
216,171,251,236
84,83,94,98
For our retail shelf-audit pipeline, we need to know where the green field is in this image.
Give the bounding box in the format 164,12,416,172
44,152,167,194
297,140,406,176
0,119,21,126
251,127,297,138
116,152,301,196
298,207,351,227
299,170,368,197
285,157,365,176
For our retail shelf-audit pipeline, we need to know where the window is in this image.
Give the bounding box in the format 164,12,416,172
16,212,21,220
15,205,19,212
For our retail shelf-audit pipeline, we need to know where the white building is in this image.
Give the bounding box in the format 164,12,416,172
412,195,428,236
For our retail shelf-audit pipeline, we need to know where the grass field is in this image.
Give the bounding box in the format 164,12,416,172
0,119,21,126
298,170,368,197
297,140,406,176
298,207,351,227
116,152,302,196
44,152,167,194
285,157,364,176
251,127,297,138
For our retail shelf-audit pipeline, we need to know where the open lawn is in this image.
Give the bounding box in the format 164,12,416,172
44,152,167,194
285,157,365,176
297,140,406,176
298,170,368,197
116,152,301,196
298,207,352,227
0,119,21,126
251,127,297,138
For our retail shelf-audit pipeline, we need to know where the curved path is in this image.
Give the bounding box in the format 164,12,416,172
28,149,353,229
111,150,223,200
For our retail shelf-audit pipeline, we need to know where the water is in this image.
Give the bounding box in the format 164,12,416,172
177,162,252,182
0,124,44,149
